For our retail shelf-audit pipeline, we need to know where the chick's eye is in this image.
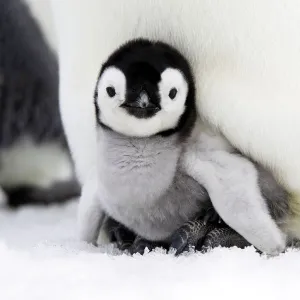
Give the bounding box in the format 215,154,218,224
168,88,177,100
106,86,116,97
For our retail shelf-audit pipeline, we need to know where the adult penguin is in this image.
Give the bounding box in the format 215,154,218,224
50,0,300,244
0,0,79,207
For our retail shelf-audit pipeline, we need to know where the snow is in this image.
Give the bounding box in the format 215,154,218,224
0,201,299,300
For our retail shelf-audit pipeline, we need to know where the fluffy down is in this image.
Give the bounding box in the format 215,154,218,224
50,0,300,238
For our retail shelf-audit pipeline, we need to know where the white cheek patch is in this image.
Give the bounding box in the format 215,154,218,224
96,67,126,109
96,67,140,135
159,68,188,113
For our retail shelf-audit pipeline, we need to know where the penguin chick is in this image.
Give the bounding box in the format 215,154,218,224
78,38,288,255
0,0,80,207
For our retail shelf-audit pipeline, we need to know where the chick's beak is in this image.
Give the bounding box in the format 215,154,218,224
121,91,159,111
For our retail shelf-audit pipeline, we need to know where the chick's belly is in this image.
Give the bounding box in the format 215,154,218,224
112,200,201,241
98,173,204,241
127,211,189,241
99,191,184,240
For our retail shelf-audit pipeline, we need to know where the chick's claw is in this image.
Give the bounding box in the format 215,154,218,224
104,217,136,251
201,227,251,253
129,236,168,255
104,217,168,254
169,216,252,255
169,219,214,255
102,213,251,256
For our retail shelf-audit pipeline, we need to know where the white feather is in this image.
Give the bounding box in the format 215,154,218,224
50,0,300,193
0,137,73,189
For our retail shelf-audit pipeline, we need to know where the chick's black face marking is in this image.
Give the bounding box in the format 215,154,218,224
94,39,196,136
119,61,161,119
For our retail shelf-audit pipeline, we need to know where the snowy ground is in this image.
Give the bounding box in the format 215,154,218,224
0,201,299,300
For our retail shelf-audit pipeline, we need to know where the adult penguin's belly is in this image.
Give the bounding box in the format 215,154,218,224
50,0,300,236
